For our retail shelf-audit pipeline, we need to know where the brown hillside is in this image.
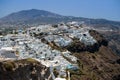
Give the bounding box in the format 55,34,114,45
71,46,120,80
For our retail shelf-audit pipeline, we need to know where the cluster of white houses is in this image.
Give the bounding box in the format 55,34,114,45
0,21,97,80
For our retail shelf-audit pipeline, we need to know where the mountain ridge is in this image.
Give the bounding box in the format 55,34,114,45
0,9,120,30
1,9,120,22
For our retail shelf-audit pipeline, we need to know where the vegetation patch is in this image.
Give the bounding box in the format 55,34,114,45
3,61,16,71
26,58,37,63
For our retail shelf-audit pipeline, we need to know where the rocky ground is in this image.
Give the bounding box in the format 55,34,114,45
0,58,52,80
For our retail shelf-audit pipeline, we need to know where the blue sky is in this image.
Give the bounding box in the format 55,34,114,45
0,0,120,21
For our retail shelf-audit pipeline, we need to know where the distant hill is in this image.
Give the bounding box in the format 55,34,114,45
0,9,120,30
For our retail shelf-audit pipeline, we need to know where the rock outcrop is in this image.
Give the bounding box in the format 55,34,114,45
0,58,51,80
66,30,108,53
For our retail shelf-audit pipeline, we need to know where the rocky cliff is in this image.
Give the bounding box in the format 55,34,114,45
70,46,120,80
0,58,52,80
66,30,108,53
65,30,120,80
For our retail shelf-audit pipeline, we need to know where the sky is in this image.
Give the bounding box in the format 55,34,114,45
0,0,120,21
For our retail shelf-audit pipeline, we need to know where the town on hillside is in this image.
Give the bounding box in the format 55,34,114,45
0,21,97,80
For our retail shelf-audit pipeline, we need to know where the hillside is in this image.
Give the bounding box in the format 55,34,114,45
72,46,120,80
99,31,120,55
0,22,120,80
0,9,120,80
65,30,120,80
